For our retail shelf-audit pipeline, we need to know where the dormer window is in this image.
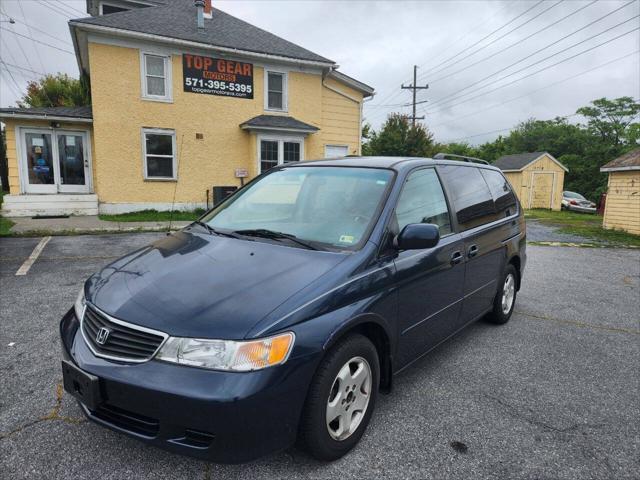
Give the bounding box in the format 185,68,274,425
265,70,287,112
141,52,172,102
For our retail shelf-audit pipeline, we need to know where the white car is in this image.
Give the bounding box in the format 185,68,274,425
562,191,596,213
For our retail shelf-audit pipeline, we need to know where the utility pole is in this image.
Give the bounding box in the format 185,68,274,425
401,65,429,127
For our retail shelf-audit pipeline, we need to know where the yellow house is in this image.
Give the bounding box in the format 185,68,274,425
0,0,373,216
600,148,640,236
493,152,568,211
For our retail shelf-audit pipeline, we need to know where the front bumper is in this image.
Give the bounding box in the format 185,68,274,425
60,308,321,463
566,204,596,213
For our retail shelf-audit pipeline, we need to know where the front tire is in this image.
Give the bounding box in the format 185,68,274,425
299,334,379,461
485,264,518,324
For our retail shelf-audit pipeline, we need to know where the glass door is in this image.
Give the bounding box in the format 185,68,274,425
57,131,90,193
20,129,90,194
23,130,56,194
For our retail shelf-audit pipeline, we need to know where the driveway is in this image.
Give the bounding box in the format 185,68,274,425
1,234,638,479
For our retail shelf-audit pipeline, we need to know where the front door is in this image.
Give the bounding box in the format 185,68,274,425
393,168,465,369
21,129,91,194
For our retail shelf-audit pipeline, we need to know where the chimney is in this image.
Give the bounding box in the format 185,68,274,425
204,0,213,18
195,0,204,29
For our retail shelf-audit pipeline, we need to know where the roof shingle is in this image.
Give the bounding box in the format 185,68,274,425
493,152,547,171
600,148,640,171
72,0,333,64
0,106,93,119
240,114,319,132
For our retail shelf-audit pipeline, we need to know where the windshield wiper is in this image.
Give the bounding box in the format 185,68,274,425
233,229,320,250
192,221,241,239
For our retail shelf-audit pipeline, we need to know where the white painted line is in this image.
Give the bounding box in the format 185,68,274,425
15,236,51,276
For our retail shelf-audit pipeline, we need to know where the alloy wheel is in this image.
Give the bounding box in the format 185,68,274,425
501,273,516,314
325,356,372,441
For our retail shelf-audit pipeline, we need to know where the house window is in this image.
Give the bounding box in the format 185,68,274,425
142,128,176,180
141,52,172,101
259,137,302,173
265,71,287,111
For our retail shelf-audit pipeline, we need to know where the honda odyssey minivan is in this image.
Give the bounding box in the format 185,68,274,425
60,155,526,463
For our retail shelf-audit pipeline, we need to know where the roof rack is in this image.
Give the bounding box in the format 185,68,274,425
433,153,490,165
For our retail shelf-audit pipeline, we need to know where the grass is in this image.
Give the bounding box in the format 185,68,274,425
98,209,205,222
525,209,640,247
0,190,14,236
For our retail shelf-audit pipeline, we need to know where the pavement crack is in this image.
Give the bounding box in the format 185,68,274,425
0,383,86,441
483,393,603,435
515,310,640,336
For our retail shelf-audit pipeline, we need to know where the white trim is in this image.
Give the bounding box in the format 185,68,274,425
257,133,305,174
324,144,349,159
241,125,316,135
326,70,374,97
98,201,206,214
322,79,360,103
528,171,556,209
141,127,177,180
0,113,92,123
71,22,336,71
16,126,93,195
600,166,640,172
140,51,173,102
264,69,288,112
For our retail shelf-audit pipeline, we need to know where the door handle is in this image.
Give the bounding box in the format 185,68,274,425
468,245,479,258
450,251,463,265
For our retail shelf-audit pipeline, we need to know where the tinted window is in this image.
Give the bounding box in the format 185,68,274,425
439,165,496,230
481,169,517,217
395,169,452,235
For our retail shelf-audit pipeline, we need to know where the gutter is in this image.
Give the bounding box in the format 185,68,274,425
600,166,640,172
69,22,337,70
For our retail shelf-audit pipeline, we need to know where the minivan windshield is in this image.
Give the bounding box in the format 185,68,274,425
200,166,394,249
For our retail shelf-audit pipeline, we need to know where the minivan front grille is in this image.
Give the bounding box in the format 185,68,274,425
81,305,166,362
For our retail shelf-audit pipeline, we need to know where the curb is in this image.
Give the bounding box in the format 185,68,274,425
528,241,640,249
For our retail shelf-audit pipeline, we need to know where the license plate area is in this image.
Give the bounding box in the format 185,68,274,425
61,360,102,411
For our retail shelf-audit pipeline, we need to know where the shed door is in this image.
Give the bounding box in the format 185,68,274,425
530,172,554,209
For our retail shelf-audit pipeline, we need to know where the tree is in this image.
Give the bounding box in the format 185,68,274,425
17,73,90,108
364,114,435,157
576,97,640,147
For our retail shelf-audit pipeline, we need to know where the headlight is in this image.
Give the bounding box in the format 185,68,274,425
155,332,295,371
74,286,86,320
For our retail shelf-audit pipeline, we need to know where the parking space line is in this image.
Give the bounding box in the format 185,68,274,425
15,236,52,276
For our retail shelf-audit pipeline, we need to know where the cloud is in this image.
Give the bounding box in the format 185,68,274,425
1,0,638,145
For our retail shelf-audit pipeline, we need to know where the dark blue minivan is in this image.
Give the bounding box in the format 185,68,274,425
60,155,526,463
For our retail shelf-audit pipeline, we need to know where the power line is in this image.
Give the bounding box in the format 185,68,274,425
0,27,75,54
429,27,639,114
368,1,546,119
428,50,639,129
1,61,46,77
0,59,22,94
429,17,640,110
428,0,603,86
17,0,47,78
417,0,565,84
52,1,86,16
34,0,77,19
0,10,74,46
416,0,545,81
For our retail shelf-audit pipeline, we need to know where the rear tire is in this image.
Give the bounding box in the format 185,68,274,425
485,264,518,324
298,334,379,461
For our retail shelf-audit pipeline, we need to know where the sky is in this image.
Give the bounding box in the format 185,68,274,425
0,0,638,145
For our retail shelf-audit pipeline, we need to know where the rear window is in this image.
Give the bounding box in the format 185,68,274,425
438,165,497,230
480,169,518,217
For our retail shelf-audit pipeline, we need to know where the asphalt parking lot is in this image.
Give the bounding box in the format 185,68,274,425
1,233,638,480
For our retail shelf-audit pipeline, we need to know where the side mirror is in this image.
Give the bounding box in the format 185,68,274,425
394,223,440,250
